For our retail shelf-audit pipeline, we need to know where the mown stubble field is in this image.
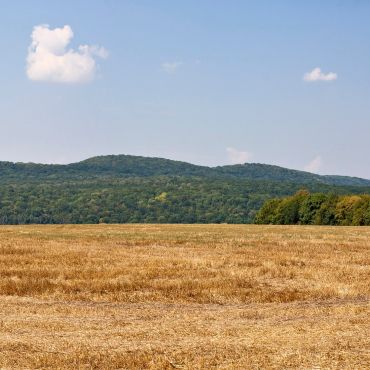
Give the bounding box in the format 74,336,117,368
0,224,369,369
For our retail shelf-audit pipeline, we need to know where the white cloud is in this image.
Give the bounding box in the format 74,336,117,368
303,67,337,82
162,61,182,74
27,25,108,84
226,147,253,165
304,156,323,173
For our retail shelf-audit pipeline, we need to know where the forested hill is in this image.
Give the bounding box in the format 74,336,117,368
1,154,370,186
0,154,370,224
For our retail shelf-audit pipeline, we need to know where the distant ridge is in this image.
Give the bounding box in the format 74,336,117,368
0,154,369,187
1,154,369,224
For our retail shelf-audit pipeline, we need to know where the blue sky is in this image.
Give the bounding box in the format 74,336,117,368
1,1,370,178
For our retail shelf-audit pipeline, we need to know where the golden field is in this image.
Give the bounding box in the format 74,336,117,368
0,224,369,369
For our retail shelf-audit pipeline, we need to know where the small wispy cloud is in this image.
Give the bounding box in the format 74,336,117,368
304,155,323,173
27,24,108,84
226,147,253,165
303,67,337,82
161,61,183,74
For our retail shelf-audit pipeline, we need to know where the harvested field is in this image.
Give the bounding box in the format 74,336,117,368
0,224,369,368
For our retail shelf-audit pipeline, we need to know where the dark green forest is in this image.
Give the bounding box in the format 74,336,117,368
255,190,370,226
1,155,370,224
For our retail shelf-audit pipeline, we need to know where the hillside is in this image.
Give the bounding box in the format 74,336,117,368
0,154,369,224
1,154,370,186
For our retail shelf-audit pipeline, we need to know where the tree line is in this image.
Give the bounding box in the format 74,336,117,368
0,176,370,224
254,190,370,226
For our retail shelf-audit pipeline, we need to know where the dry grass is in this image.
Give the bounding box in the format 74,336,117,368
0,224,369,369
